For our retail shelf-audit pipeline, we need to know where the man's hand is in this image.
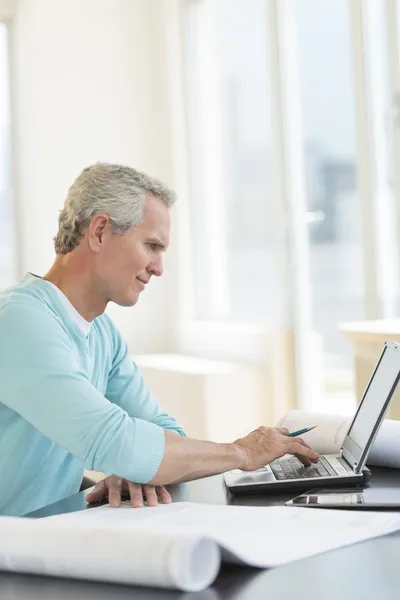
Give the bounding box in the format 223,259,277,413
233,426,319,471
86,475,172,508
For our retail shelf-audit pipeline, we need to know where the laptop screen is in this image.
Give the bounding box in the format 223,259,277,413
343,342,400,470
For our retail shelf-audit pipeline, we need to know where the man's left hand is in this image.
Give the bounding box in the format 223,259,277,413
85,475,172,508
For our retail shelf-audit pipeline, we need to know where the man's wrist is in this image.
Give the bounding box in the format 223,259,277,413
225,442,246,471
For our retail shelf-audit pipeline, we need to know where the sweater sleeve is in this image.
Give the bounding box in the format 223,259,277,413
0,302,165,483
104,316,185,436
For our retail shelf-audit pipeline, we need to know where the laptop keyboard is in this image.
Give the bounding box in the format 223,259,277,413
270,455,351,480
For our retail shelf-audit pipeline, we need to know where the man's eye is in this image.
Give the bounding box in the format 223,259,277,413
148,243,158,251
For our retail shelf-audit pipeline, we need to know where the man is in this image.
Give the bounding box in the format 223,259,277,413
0,163,318,516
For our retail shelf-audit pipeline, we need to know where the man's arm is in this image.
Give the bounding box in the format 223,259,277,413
150,430,242,484
104,315,185,435
148,427,318,486
0,303,165,483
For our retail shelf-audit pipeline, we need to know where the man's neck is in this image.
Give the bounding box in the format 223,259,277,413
43,256,107,322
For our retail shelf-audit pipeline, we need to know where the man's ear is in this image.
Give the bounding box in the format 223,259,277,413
88,213,110,253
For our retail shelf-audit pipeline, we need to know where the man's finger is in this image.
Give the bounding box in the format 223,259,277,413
156,485,172,504
297,455,312,466
287,441,319,462
285,436,317,465
86,479,107,504
143,484,159,507
291,436,314,451
277,427,290,435
287,438,319,467
128,481,144,508
108,476,123,508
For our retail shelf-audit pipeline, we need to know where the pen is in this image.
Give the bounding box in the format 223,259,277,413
287,426,317,437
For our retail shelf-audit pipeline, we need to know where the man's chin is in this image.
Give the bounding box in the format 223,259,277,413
113,293,140,308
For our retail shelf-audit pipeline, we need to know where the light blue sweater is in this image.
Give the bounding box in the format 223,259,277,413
0,274,184,516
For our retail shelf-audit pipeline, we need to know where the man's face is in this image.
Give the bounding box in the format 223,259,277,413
96,193,170,307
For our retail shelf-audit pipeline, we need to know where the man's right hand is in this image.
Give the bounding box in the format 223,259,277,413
233,426,319,471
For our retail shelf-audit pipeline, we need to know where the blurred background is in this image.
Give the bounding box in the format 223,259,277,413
2,0,400,441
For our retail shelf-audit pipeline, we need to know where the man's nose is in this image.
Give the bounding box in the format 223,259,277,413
147,255,163,277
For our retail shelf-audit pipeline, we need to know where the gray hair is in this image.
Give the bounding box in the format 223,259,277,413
54,162,176,254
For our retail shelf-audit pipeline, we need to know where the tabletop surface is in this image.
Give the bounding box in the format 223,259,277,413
3,467,400,600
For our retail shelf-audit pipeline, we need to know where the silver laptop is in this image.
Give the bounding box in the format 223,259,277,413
224,340,400,494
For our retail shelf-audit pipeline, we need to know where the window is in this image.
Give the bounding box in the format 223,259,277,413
183,0,400,412
0,23,16,288
186,0,283,325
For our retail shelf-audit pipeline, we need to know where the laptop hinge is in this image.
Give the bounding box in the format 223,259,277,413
341,448,360,473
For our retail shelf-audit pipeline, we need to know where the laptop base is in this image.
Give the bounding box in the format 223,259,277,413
224,466,371,495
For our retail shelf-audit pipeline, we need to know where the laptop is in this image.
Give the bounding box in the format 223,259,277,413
224,340,400,494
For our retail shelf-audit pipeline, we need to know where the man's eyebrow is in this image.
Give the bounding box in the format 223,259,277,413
146,237,167,250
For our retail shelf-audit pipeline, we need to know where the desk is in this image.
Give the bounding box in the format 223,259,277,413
2,467,400,600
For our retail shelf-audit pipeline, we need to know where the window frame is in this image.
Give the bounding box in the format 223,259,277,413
0,3,18,288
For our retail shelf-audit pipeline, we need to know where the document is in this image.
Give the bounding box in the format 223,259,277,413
0,501,399,591
276,410,400,468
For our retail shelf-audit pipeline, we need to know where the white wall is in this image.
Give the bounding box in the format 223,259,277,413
9,0,178,353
